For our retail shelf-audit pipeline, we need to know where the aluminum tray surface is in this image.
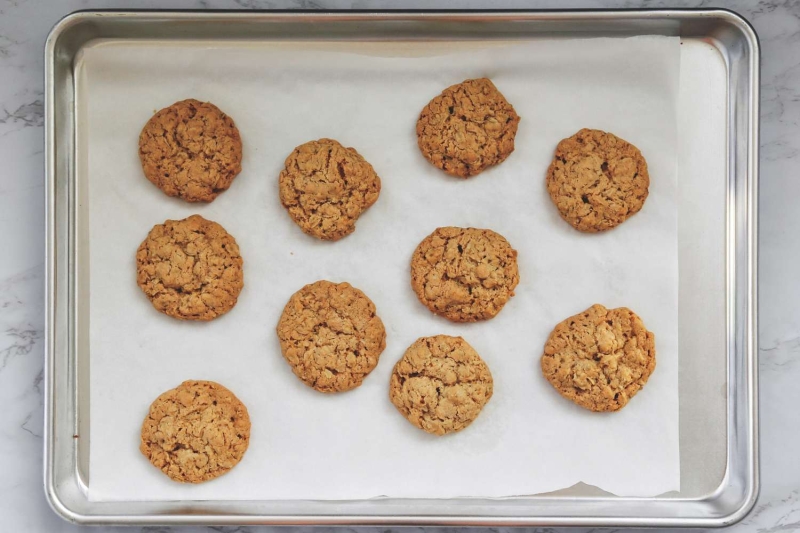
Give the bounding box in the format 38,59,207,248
44,10,758,527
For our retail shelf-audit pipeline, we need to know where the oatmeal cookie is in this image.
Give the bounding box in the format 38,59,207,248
390,335,493,435
278,138,381,240
136,214,244,321
541,304,656,412
410,227,519,322
546,128,649,232
276,280,386,392
140,380,251,483
416,78,520,178
138,99,242,202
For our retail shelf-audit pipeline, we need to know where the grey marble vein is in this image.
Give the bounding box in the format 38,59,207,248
0,99,43,128
0,0,798,532
0,326,41,370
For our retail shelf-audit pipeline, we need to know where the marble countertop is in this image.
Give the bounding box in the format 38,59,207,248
1,0,797,531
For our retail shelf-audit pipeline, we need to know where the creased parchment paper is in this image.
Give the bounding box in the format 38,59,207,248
80,35,680,501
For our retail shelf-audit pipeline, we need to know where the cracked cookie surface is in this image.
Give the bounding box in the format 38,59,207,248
140,380,251,483
541,304,656,412
276,280,386,393
279,138,381,240
136,214,244,321
411,227,519,322
546,128,649,232
390,335,493,436
138,99,242,203
416,78,520,178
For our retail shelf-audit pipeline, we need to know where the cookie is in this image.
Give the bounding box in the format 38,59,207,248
390,335,493,436
278,139,381,241
140,380,251,483
276,280,386,393
139,99,242,203
410,227,520,322
541,304,656,412
546,128,650,232
416,78,520,178
136,214,244,321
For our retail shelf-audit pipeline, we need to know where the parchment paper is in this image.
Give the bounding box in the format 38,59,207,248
81,35,680,501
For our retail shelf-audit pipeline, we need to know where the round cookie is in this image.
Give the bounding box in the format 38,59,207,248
140,380,251,483
416,77,520,178
390,335,493,436
138,99,242,203
541,304,656,412
278,138,381,241
546,128,650,232
276,280,386,393
410,227,520,322
136,214,244,321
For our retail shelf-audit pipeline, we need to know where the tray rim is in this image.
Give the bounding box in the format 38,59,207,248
43,8,759,527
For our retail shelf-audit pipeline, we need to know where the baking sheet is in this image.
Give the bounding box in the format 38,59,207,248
81,35,680,501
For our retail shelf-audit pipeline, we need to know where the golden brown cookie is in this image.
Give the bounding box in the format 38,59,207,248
278,139,381,241
416,78,520,178
546,128,650,232
410,227,520,322
139,99,242,203
276,280,386,393
136,215,244,321
541,304,656,412
390,335,493,436
140,380,251,483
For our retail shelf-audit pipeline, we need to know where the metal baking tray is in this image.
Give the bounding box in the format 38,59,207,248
44,9,759,527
